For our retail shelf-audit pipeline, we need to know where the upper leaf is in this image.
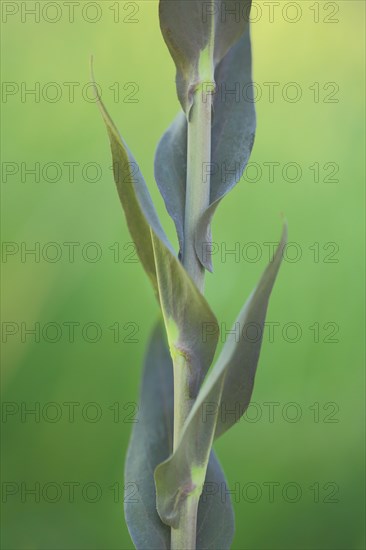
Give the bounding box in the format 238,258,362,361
155,24,256,268
125,322,234,550
154,225,287,528
159,0,252,114
94,86,174,295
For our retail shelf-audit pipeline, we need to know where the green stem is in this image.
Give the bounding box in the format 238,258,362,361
182,83,213,294
172,75,214,549
170,492,200,550
172,354,195,450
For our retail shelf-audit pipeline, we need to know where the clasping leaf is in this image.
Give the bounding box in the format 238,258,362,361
125,322,235,549
154,225,287,528
155,18,256,268
160,0,252,114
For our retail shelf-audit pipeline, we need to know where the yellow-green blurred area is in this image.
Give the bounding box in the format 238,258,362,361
1,1,365,548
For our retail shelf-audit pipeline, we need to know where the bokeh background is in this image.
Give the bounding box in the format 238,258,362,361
1,1,365,549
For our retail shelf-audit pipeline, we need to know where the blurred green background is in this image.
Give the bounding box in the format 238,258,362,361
1,1,365,549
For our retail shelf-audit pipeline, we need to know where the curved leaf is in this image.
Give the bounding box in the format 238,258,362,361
151,231,219,400
214,225,287,437
125,322,234,549
154,112,187,257
196,29,256,270
159,0,251,114
155,26,256,269
124,322,171,549
94,84,174,295
197,451,235,550
154,225,287,528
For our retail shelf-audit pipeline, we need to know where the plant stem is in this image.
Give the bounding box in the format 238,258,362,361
182,83,213,294
172,78,214,549
174,79,213,445
170,492,200,550
172,354,195,450
171,352,202,550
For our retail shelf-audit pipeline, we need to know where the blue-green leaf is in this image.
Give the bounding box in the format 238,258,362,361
155,25,256,269
197,451,235,549
94,84,174,295
154,112,187,257
154,225,287,528
159,0,251,114
124,322,171,549
214,226,287,437
196,29,256,270
125,322,234,549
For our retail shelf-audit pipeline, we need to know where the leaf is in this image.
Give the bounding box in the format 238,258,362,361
159,0,252,114
154,225,287,528
94,81,175,295
215,225,287,437
125,322,234,550
197,451,235,550
124,322,171,550
155,25,256,269
196,29,256,271
151,231,218,399
154,112,187,257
